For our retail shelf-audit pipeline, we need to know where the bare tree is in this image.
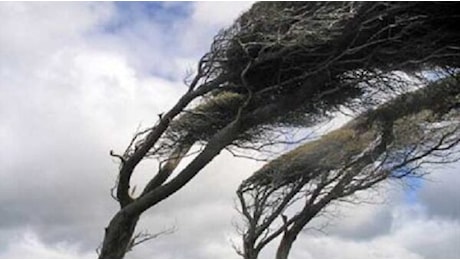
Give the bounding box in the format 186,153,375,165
98,2,460,258
236,74,460,258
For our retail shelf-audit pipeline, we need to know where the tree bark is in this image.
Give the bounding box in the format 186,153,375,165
243,248,260,259
276,232,296,259
275,205,325,259
99,210,140,258
242,238,260,259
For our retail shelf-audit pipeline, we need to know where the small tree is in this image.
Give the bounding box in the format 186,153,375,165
98,2,460,258
236,75,460,258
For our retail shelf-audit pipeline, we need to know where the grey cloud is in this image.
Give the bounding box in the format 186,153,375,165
321,204,394,241
288,212,460,258
418,163,460,220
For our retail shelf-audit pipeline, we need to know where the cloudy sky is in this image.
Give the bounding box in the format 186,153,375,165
0,2,459,258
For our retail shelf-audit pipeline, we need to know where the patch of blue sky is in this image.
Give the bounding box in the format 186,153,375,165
422,67,459,82
391,167,424,204
80,2,198,81
103,2,192,34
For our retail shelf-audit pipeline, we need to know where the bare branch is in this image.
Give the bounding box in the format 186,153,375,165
127,226,176,253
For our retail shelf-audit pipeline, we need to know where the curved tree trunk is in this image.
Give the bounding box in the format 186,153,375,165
99,211,140,258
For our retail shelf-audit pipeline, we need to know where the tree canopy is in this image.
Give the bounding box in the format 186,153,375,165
237,74,460,258
154,1,460,161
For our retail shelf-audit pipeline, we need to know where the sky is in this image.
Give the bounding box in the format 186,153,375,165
0,2,459,258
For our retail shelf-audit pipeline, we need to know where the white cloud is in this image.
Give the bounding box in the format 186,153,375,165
191,1,253,27
0,2,114,70
176,1,254,61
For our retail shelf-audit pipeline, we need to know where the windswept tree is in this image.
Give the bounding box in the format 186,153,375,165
99,2,460,258
236,75,460,258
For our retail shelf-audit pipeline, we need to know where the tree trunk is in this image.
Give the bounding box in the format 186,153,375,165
275,232,296,259
99,210,140,258
275,210,319,259
243,249,260,259
243,240,260,259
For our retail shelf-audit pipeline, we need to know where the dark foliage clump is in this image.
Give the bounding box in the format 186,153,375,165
159,2,460,154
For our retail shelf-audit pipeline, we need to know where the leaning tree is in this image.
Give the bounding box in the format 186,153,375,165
99,2,460,258
236,74,460,258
